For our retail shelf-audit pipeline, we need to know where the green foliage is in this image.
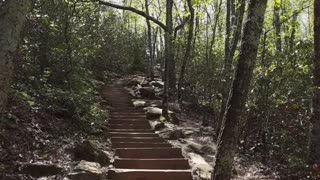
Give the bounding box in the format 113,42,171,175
13,0,148,125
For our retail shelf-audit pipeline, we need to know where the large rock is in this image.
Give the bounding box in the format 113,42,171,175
128,89,139,98
67,161,103,180
132,99,147,108
125,76,145,87
139,87,156,99
201,126,216,137
182,127,197,137
150,81,164,88
20,163,64,177
147,100,162,107
159,128,185,140
74,140,111,166
145,107,162,119
149,121,165,131
145,107,172,120
141,80,151,87
188,153,213,180
183,139,204,154
154,88,164,98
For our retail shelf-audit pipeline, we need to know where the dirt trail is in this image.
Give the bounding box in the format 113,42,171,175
104,80,193,180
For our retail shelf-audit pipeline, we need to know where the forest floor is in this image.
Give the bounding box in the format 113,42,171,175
0,74,276,180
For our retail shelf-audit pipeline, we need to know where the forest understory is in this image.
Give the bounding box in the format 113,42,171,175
0,74,281,180
1,0,320,179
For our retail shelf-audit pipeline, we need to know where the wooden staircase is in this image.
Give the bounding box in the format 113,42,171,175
105,81,193,180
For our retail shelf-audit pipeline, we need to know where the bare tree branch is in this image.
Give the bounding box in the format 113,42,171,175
99,0,167,30
265,5,310,34
174,16,190,38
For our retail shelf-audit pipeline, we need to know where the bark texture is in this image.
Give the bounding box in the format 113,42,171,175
212,0,267,179
0,0,32,114
166,0,175,90
145,0,154,80
310,0,320,165
162,0,174,120
217,0,246,135
274,3,282,52
177,0,194,101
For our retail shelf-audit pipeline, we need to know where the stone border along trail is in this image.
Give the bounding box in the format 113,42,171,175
105,80,193,180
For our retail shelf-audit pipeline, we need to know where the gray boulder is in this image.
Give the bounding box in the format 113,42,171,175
149,121,165,131
132,99,147,108
150,81,164,88
184,139,204,154
154,88,164,98
188,153,213,180
125,76,145,87
147,100,162,107
145,107,172,120
159,128,185,140
67,161,103,180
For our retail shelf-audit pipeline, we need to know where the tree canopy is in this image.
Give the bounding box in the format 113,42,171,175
0,0,319,179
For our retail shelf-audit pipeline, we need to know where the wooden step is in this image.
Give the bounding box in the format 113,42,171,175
107,132,159,138
109,119,149,124
115,148,183,158
105,82,192,180
112,142,171,148
107,129,155,133
113,158,190,169
108,169,193,180
112,109,142,112
111,137,164,143
108,124,151,129
111,115,146,119
112,112,145,115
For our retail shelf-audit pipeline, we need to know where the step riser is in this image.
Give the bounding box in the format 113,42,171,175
107,129,155,133
111,116,146,119
108,171,193,180
111,138,164,143
109,120,149,124
106,83,192,180
107,133,159,138
111,114,146,117
112,112,145,114
110,119,147,121
112,143,171,148
114,159,190,169
108,124,151,129
112,110,142,112
115,148,183,159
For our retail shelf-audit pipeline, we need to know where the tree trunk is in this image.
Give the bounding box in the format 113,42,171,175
274,2,282,52
212,0,267,179
152,27,159,64
289,12,298,51
229,0,246,62
162,0,174,120
209,0,223,58
177,0,194,101
0,0,32,114
217,0,232,135
309,0,320,166
166,0,176,90
217,0,246,135
145,0,154,80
